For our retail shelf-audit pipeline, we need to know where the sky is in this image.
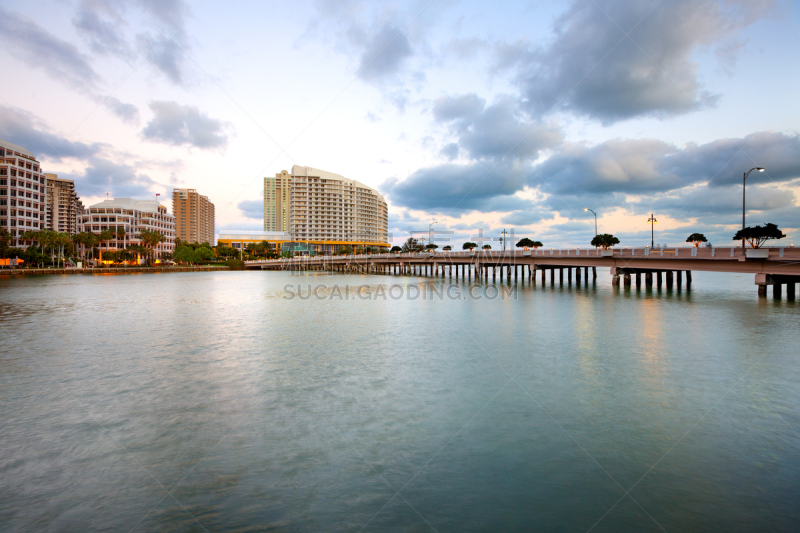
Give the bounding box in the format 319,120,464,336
1,0,799,248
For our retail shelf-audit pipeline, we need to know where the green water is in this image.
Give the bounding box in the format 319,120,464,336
1,270,798,531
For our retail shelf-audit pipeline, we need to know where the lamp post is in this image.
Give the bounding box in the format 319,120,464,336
584,208,597,237
501,229,509,251
647,214,657,248
742,167,765,250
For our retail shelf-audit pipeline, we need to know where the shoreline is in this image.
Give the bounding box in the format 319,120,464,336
0,266,229,276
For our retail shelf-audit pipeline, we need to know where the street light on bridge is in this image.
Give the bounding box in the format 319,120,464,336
742,167,765,250
584,208,598,237
647,214,657,249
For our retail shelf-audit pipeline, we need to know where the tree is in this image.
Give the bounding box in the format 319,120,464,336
194,246,214,262
442,245,452,251
140,229,166,265
390,246,402,253
401,237,423,252
686,233,708,247
482,244,491,250
214,245,239,259
425,243,438,250
462,242,477,250
516,238,535,248
733,223,786,249
173,246,195,264
591,234,620,249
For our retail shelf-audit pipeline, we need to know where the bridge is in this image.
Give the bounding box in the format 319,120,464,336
246,246,800,298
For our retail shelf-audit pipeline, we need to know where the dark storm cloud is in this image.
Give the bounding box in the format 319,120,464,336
238,199,263,220
141,101,230,150
638,184,796,219
433,94,563,161
440,143,460,161
0,106,105,162
497,0,776,123
356,24,413,81
81,157,157,198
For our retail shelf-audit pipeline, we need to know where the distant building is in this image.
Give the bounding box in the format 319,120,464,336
45,173,84,234
0,139,47,248
286,165,389,253
172,188,215,244
79,198,176,258
263,170,290,232
217,230,291,252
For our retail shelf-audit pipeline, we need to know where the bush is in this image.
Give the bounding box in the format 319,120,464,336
225,259,245,270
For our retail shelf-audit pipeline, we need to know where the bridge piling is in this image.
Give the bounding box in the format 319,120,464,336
623,274,631,286
677,270,683,288
666,270,673,289
787,283,796,300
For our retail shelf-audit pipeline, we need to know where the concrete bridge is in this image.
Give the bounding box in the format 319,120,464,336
246,246,800,298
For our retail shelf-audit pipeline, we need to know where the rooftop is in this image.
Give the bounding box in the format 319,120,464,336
0,138,37,159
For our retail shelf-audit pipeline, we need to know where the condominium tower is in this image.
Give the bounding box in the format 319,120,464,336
0,139,47,248
263,170,290,232
172,188,215,244
287,165,389,253
45,173,84,234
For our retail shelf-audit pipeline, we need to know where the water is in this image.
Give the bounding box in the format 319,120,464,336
1,270,799,532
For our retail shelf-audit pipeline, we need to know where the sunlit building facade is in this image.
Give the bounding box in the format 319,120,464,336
45,173,84,234
263,170,290,232
0,139,47,248
287,165,389,253
79,198,176,258
172,188,215,244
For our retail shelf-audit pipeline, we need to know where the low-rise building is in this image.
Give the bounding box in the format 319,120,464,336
79,198,176,260
216,230,291,252
0,139,47,247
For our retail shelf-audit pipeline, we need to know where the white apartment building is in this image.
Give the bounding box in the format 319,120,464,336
0,139,47,247
286,165,388,253
79,198,176,258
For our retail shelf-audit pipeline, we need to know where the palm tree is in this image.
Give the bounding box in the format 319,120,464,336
140,229,166,265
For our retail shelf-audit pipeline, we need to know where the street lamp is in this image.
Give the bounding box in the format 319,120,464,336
500,229,509,251
742,167,765,249
584,208,597,236
647,214,657,248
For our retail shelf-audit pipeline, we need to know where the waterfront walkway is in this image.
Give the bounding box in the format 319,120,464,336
248,246,800,298
0,266,227,275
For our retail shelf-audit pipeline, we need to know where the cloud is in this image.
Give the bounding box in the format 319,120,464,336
382,161,529,213
238,199,263,220
434,94,563,161
141,101,230,150
72,1,131,57
440,143,459,160
496,0,776,123
500,210,550,227
0,6,98,90
0,106,105,162
105,97,140,124
356,23,413,81
80,157,158,198
136,35,186,84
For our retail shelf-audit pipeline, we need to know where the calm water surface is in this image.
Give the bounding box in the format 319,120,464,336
1,270,799,532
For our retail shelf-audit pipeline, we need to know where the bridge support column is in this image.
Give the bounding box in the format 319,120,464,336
623,274,631,286
576,267,581,283
592,267,596,280
635,272,641,287
568,268,573,283
787,282,796,300
657,271,663,288
541,268,546,284
686,270,692,286
773,283,782,298
645,272,652,287
677,270,683,288
612,274,620,285
559,268,563,285
666,270,674,288
514,265,518,283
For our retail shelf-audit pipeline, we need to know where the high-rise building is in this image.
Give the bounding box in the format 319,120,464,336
172,189,215,244
0,139,47,248
45,173,83,234
287,165,388,253
79,198,176,259
263,170,290,232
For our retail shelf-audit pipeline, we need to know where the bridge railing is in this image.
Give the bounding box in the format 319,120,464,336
244,246,798,264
